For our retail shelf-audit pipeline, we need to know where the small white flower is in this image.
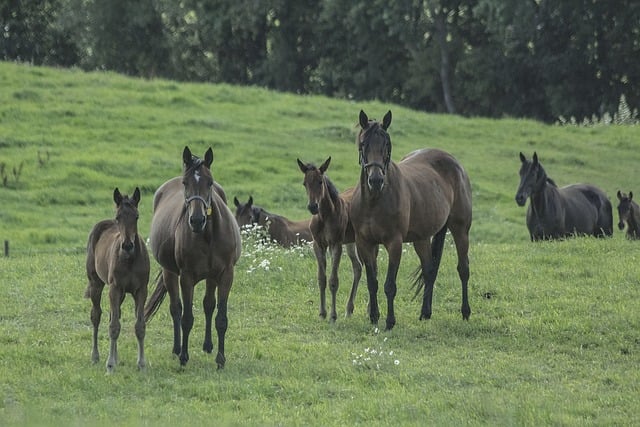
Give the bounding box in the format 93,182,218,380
394,360,400,365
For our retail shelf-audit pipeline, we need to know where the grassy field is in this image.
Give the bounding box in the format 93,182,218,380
1,61,639,426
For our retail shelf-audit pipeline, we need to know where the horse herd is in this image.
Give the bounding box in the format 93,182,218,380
85,110,637,373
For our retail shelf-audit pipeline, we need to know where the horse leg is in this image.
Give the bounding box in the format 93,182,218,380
178,273,195,366
419,226,447,320
328,243,343,322
313,241,328,319
214,268,234,369
87,276,104,364
383,239,402,331
345,243,362,317
357,241,379,325
202,276,217,354
163,269,182,357
106,284,124,373
133,285,147,370
450,227,471,320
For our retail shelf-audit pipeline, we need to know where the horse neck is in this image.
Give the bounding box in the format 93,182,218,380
530,179,559,216
318,176,341,217
629,202,640,233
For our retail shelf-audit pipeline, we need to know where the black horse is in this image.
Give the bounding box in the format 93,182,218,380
616,190,640,239
515,152,613,241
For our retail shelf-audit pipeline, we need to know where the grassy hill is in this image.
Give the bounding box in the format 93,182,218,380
1,62,639,426
1,61,638,252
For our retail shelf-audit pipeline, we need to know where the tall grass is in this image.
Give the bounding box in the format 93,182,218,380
0,62,639,426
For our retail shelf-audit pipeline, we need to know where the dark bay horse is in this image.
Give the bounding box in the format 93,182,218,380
233,195,313,248
144,147,241,368
515,152,613,241
616,190,640,239
297,157,363,321
349,110,473,330
85,187,150,373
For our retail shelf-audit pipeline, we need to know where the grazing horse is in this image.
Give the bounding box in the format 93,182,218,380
616,191,640,239
144,146,241,368
233,195,313,248
349,110,473,330
85,187,150,373
297,157,363,321
515,152,613,241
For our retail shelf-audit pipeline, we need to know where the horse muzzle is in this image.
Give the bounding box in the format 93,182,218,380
121,240,135,257
618,221,625,230
189,214,206,233
367,175,385,193
307,202,319,215
515,193,527,207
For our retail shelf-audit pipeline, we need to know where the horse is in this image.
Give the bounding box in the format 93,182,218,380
85,187,150,373
616,190,640,239
349,110,473,330
233,195,313,248
144,146,241,368
515,152,613,241
297,157,363,321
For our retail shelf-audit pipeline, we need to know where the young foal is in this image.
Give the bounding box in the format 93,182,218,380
233,196,313,248
85,187,150,373
616,191,640,239
515,152,613,240
297,157,363,321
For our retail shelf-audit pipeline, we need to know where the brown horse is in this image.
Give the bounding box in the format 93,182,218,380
616,190,640,239
85,187,150,373
297,157,363,321
233,195,313,248
515,152,613,240
349,110,473,330
144,147,241,368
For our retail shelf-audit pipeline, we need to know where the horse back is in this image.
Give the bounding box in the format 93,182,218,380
561,184,612,235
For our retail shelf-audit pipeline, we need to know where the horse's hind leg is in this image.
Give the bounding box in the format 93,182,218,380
202,277,217,354
107,284,124,373
133,285,147,370
450,226,471,320
415,226,447,320
86,275,104,364
345,243,362,317
328,243,343,322
163,270,182,357
214,268,234,369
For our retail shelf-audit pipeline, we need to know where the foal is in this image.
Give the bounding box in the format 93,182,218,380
616,191,640,239
85,187,150,373
297,157,363,321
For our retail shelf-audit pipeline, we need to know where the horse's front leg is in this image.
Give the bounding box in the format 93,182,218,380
214,267,234,369
86,277,104,364
179,273,196,366
133,285,148,370
345,243,362,317
357,241,379,325
107,284,124,373
328,243,343,322
313,241,328,319
383,239,402,331
202,275,217,354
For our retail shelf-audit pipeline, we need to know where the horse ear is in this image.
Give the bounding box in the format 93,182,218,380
382,110,392,130
182,146,192,166
132,187,141,206
320,157,331,173
233,196,240,207
204,148,214,168
359,110,369,129
248,195,253,206
519,152,526,163
617,190,623,200
297,158,307,173
630,191,634,201
532,152,538,164
113,188,123,206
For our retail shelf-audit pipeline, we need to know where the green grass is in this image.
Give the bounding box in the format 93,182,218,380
0,61,639,426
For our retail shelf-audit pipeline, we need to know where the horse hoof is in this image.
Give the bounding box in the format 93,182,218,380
385,320,396,331
216,353,226,369
179,354,189,366
419,313,431,320
203,342,213,353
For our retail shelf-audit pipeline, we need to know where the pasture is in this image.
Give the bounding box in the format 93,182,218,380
0,62,639,425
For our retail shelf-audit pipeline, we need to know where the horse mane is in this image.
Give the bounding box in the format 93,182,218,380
546,177,557,187
323,174,341,205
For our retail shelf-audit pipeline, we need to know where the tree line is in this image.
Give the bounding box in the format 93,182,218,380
2,0,639,122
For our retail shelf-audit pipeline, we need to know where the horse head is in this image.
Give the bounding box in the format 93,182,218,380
233,195,260,228
182,146,214,233
113,187,141,258
298,157,331,215
358,110,392,194
515,152,548,206
616,190,634,230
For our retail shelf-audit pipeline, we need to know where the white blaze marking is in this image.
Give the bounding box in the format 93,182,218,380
194,170,200,183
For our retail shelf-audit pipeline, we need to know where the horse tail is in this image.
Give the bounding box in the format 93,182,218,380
411,225,448,300
144,271,166,322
